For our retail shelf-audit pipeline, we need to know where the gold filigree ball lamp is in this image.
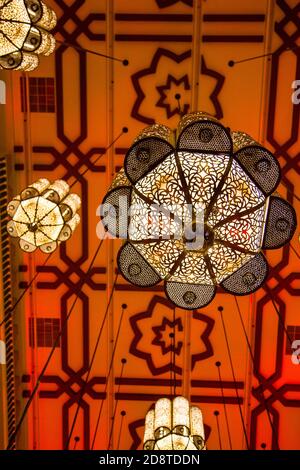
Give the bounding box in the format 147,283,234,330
102,112,296,309
7,178,81,253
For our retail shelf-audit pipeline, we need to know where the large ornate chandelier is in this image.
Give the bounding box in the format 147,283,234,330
143,396,205,450
102,112,296,309
0,0,56,72
7,178,81,253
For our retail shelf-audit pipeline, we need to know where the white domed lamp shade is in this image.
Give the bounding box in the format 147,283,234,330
101,112,297,310
143,396,206,451
7,178,81,253
0,0,57,72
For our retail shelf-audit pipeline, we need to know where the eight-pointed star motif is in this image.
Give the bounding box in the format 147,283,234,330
156,74,190,118
102,112,297,309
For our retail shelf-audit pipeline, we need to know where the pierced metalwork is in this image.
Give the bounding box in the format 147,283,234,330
7,178,81,253
102,113,297,309
143,397,206,451
0,0,57,71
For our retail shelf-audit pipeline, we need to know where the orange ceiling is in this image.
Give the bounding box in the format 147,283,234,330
0,0,299,450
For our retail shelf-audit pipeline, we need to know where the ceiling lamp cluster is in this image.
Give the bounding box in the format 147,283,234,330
0,0,56,72
102,112,296,309
7,178,81,253
143,396,205,451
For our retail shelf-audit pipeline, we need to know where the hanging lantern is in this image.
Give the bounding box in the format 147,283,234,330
7,178,81,253
143,396,205,450
101,112,297,309
0,0,56,72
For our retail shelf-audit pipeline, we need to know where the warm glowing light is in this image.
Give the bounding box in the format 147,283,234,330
0,0,56,71
7,178,81,253
102,112,296,309
143,396,205,451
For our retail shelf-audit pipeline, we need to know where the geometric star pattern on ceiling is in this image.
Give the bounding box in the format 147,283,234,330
156,74,190,118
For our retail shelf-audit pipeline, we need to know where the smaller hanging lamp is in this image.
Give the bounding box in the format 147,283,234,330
0,0,57,71
143,396,205,450
7,178,81,253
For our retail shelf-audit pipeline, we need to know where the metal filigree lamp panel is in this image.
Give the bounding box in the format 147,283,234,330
0,0,56,72
143,397,205,451
102,112,297,309
7,178,81,253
